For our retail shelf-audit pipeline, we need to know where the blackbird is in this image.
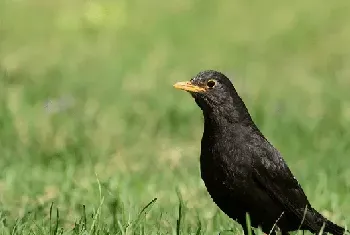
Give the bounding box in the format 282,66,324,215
173,70,346,235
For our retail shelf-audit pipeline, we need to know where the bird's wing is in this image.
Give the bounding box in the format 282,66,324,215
251,145,320,231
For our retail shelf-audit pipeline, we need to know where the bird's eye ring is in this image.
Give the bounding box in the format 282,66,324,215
207,79,217,88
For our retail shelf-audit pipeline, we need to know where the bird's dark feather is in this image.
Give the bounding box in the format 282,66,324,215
176,70,347,235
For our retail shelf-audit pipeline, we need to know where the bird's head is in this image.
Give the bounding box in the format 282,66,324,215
173,70,252,124
173,70,238,111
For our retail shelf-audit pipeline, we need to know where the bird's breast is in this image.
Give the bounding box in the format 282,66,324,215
200,141,251,196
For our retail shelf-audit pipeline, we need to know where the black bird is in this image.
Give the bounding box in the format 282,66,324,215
173,70,346,235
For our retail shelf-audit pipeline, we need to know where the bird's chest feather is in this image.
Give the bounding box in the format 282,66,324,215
200,131,252,197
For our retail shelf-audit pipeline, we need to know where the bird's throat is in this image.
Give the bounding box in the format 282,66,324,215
203,105,252,126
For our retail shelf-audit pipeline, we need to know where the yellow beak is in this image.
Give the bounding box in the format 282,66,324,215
173,81,206,92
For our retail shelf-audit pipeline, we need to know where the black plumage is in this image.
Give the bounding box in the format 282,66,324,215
173,70,346,235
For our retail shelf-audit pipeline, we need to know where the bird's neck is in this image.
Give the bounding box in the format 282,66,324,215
202,101,264,141
203,104,253,127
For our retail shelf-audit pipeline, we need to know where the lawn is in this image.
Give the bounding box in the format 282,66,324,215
0,0,350,234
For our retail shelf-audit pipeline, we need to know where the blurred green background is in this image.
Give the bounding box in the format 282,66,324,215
0,0,350,234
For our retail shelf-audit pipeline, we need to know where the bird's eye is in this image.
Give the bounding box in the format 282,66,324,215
207,79,217,88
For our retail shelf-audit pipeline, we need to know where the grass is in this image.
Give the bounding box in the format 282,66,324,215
1,0,350,234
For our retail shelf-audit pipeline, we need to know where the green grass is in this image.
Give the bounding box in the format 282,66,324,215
1,0,350,234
